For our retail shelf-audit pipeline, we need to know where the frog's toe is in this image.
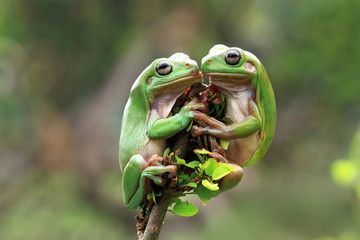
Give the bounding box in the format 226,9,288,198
192,111,205,120
191,125,201,137
148,154,163,166
167,165,177,175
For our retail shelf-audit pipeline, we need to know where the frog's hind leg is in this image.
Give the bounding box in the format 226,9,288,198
203,146,243,193
218,163,244,193
122,154,176,209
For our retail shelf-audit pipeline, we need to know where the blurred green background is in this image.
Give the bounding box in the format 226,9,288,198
1,0,360,239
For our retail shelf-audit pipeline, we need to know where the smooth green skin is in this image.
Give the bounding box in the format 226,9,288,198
198,44,276,191
119,53,203,209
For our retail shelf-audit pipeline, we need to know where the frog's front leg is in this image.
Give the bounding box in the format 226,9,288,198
192,101,262,140
148,103,205,139
122,154,176,209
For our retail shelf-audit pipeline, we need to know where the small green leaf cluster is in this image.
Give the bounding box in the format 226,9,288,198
166,148,236,217
162,87,236,217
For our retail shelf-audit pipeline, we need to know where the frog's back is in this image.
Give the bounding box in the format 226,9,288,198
242,64,276,167
119,76,149,171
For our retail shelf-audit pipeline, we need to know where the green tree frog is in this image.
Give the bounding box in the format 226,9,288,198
192,44,276,191
119,53,204,209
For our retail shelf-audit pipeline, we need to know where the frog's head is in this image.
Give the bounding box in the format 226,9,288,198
145,53,203,102
201,44,265,90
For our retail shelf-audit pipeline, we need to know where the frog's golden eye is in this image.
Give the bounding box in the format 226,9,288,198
156,60,172,75
225,50,241,65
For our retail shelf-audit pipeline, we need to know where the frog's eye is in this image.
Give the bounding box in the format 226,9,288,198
156,60,172,75
225,50,241,65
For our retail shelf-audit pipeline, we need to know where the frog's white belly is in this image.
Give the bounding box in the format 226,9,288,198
140,138,165,160
223,90,262,166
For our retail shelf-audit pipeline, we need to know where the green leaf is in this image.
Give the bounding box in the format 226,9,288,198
194,149,212,155
208,108,214,115
202,179,219,191
187,161,201,168
176,156,200,169
173,202,198,217
186,119,193,132
163,148,170,158
203,158,218,176
178,173,191,182
220,93,225,103
190,172,198,180
186,182,197,188
214,104,219,113
194,185,220,205
220,139,230,150
176,155,187,165
170,198,182,204
208,92,217,101
151,190,157,204
219,162,237,171
212,165,232,180
195,153,204,163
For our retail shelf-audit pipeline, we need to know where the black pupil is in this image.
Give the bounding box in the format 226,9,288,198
158,63,169,70
228,52,238,59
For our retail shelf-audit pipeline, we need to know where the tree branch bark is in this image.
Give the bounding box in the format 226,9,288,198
141,189,173,240
137,131,189,240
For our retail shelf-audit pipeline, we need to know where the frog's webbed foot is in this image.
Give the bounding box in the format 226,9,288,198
191,125,232,139
193,111,225,128
144,155,177,184
191,111,232,138
182,102,206,113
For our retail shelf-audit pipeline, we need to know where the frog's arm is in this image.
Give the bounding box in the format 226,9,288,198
192,101,262,140
148,103,204,139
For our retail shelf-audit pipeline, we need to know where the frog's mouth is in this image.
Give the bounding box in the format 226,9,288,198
157,72,203,87
153,72,203,92
204,72,252,79
204,72,253,92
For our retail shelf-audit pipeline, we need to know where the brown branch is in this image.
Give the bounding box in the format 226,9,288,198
137,131,189,240
141,189,173,240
